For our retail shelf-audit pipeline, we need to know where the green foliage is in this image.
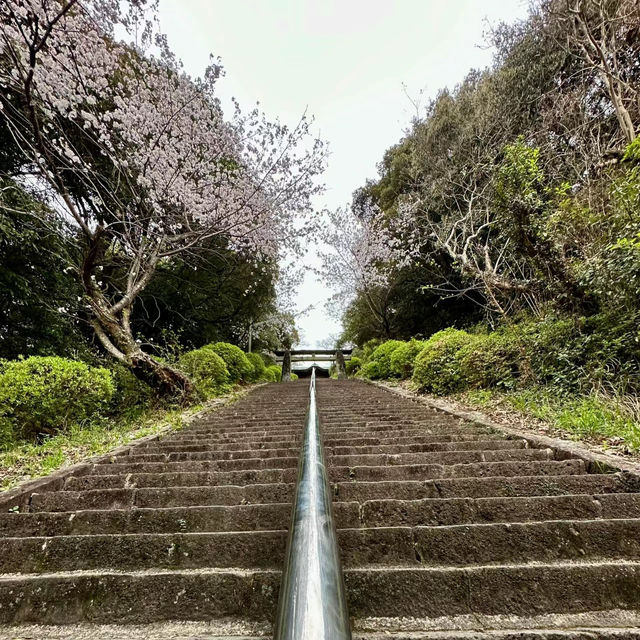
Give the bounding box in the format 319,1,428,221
345,356,362,376
504,389,640,452
359,360,382,380
245,352,266,382
412,329,477,394
369,340,405,378
495,139,545,212
204,342,252,382
178,348,230,399
109,363,154,412
0,179,90,360
264,364,282,382
133,241,277,353
390,339,425,378
0,356,114,445
290,372,299,381
457,330,522,391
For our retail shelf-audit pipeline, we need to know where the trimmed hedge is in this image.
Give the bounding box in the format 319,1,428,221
359,360,382,380
0,356,114,445
245,352,266,382
178,348,230,399
369,340,405,378
109,363,154,411
264,364,281,382
345,356,362,376
412,329,477,394
390,339,424,379
205,342,252,382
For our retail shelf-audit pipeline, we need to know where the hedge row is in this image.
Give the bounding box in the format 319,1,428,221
1,344,288,449
353,316,633,396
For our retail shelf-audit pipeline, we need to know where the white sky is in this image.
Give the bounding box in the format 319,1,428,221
157,0,530,348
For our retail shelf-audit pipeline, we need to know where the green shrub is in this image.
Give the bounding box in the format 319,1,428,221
457,331,521,390
290,372,299,381
264,364,282,382
109,363,154,411
205,342,252,382
0,416,15,450
390,340,424,378
412,329,476,394
245,352,266,382
0,356,114,442
358,339,382,364
260,352,277,367
345,356,362,376
370,340,405,378
359,360,382,380
178,348,230,399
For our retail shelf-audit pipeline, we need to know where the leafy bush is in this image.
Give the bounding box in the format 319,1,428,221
345,356,362,376
390,340,424,379
358,339,382,363
290,372,299,381
109,363,154,411
264,364,281,382
457,331,521,390
359,360,382,380
369,340,405,378
245,352,266,382
260,352,277,367
412,329,476,394
205,342,252,382
0,356,114,443
178,348,230,399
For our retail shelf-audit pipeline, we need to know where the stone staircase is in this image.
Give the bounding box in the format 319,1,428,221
0,379,640,638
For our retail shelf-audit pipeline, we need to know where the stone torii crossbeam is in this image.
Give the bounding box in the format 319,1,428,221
273,349,353,381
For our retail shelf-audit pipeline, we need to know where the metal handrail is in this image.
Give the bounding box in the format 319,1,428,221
273,368,352,640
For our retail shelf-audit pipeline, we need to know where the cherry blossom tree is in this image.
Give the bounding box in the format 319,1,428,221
0,0,325,395
318,203,400,334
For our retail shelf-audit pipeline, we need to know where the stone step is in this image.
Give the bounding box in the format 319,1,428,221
2,562,640,624
6,493,640,537
91,448,551,475
359,492,640,527
4,620,640,640
28,472,631,514
149,426,498,445
118,439,528,463
137,432,506,452
29,483,296,512
0,502,358,536
62,459,585,491
4,518,640,574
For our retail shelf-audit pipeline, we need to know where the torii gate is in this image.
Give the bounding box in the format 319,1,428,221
273,349,353,381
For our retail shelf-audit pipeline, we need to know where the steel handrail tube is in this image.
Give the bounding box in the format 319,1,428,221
273,368,352,640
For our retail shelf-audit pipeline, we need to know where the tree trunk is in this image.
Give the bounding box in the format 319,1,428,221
91,304,194,401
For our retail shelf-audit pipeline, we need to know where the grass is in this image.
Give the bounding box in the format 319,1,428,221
0,388,247,492
461,387,640,453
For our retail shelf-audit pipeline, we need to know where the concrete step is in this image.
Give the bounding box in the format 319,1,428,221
137,432,506,453
8,492,640,538
0,502,358,537
2,376,639,633
2,562,640,624
5,517,640,574
91,448,551,475
62,459,585,491
28,472,632,514
2,623,640,639
118,439,528,463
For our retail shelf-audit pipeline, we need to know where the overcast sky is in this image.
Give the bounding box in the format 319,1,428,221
157,0,530,347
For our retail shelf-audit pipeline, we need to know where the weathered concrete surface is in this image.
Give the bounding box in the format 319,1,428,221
1,378,640,636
